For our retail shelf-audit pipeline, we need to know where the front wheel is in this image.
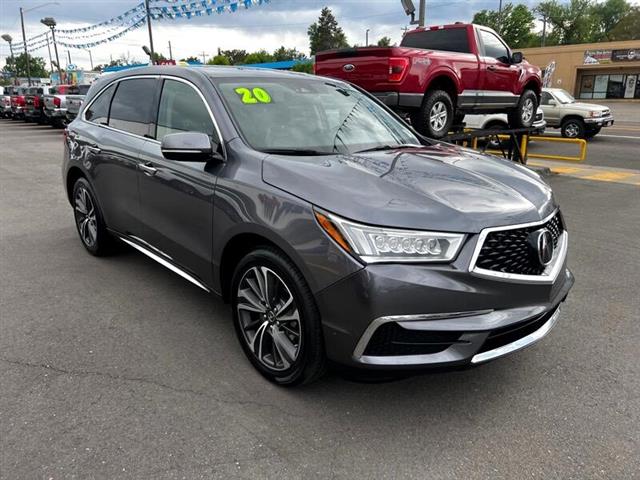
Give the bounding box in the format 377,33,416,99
508,89,538,128
231,247,326,386
561,118,585,138
411,89,454,139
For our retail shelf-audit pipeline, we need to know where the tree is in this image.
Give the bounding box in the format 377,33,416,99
472,3,536,48
272,46,305,61
207,55,231,65
377,36,392,47
180,56,201,63
218,49,247,65
150,52,167,64
2,53,48,78
308,7,349,55
536,0,600,45
592,0,632,40
291,62,314,74
607,6,640,40
243,50,274,64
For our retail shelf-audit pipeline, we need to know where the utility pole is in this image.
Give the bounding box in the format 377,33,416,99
418,0,426,27
19,7,32,86
497,0,503,34
67,49,72,66
200,51,209,64
365,29,370,47
541,14,547,47
168,41,173,60
87,49,93,70
42,18,62,85
144,0,156,64
45,32,53,76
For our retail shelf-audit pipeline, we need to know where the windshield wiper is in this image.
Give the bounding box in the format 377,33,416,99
356,144,425,153
260,148,332,156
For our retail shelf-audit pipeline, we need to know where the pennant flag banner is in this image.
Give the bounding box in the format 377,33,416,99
20,0,270,53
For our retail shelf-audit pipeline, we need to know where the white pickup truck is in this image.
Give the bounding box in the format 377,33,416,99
65,84,91,124
43,84,73,128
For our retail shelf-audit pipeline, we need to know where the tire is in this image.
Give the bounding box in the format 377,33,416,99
231,247,326,386
585,126,601,139
71,177,114,256
410,89,454,139
484,122,508,149
561,118,585,138
508,89,538,128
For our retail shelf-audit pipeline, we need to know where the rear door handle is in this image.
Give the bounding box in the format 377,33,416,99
139,163,158,176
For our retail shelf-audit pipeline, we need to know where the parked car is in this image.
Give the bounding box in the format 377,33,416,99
63,66,573,385
43,84,73,127
540,88,614,138
65,84,91,124
24,85,54,124
465,107,546,147
315,23,542,139
10,86,28,120
1,86,16,118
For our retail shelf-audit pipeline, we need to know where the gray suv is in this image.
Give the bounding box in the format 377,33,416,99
63,66,573,385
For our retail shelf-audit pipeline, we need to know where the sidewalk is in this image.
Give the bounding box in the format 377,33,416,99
529,159,640,186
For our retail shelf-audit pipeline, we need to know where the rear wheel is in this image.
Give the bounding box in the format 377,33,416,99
72,177,114,256
561,118,585,138
508,89,538,128
484,122,508,149
231,247,326,386
411,89,454,139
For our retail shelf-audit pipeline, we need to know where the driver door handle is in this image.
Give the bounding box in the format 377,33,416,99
139,162,158,176
487,65,497,71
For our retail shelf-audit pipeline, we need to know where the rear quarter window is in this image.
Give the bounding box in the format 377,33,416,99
108,78,157,137
400,28,470,53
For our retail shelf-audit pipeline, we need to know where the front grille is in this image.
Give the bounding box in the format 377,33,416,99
475,213,564,276
602,109,610,116
363,322,464,357
476,308,556,354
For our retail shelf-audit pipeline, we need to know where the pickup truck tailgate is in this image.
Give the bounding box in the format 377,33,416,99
44,95,63,110
316,47,407,87
66,95,84,114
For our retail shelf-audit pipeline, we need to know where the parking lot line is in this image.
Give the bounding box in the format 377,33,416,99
529,160,640,186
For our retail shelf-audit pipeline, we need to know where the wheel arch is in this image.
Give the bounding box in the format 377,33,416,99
65,166,86,205
425,72,459,105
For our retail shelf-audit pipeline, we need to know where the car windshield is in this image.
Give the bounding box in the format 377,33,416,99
214,77,421,154
554,90,575,104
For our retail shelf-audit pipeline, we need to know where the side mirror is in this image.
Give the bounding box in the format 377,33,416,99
548,99,557,106
160,132,221,162
511,52,523,64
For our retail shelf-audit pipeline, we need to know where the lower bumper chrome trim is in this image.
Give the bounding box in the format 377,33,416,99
471,307,561,364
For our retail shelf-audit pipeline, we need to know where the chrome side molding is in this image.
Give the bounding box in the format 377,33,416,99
118,236,211,293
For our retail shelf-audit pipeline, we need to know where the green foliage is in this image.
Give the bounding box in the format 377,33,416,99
291,62,314,74
2,53,48,78
243,50,274,64
273,46,306,62
591,0,633,40
377,36,392,47
218,49,248,65
473,3,536,47
207,55,231,65
308,7,349,54
180,56,201,63
536,0,599,45
607,6,640,40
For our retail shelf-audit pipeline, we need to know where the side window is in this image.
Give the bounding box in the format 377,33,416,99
540,92,554,105
480,30,510,63
85,83,116,125
109,78,157,137
155,79,216,141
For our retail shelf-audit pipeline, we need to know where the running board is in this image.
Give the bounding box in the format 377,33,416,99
118,236,211,293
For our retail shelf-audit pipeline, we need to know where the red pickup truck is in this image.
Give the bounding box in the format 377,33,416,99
315,23,542,138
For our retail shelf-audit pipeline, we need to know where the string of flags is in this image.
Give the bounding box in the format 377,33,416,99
16,0,270,54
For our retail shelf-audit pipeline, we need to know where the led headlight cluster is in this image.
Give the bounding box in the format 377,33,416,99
315,211,465,263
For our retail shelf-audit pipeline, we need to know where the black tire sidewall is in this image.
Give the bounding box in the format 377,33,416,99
561,118,585,138
412,89,454,139
509,89,538,128
231,248,324,386
71,177,110,256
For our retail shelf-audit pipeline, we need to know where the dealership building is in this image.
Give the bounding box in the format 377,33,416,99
521,40,640,101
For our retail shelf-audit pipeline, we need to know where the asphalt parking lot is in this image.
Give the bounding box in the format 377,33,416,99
1,118,639,479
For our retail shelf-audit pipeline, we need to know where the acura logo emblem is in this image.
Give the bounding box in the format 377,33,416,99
529,229,554,266
343,64,355,72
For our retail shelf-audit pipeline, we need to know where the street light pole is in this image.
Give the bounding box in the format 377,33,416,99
46,32,54,76
497,0,503,34
144,0,156,64
365,29,370,47
67,49,72,66
87,49,93,70
20,7,33,86
42,17,62,84
418,0,426,27
1,34,15,82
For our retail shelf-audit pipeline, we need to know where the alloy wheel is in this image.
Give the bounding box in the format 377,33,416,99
521,98,534,124
564,122,580,138
236,266,302,371
429,101,448,132
74,186,98,247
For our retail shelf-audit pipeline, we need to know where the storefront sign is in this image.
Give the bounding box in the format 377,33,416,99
612,49,639,62
625,75,637,98
583,49,612,64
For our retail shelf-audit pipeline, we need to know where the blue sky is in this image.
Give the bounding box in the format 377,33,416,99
0,0,622,69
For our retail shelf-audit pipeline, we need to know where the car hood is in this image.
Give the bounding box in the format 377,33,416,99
262,143,556,233
563,102,609,112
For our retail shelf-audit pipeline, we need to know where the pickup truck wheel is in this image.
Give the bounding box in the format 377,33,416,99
561,118,585,138
508,89,538,128
411,89,454,139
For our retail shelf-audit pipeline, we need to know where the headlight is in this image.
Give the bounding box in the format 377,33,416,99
315,210,465,263
588,110,602,117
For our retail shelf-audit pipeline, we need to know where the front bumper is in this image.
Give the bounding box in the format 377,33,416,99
584,114,614,127
316,229,574,369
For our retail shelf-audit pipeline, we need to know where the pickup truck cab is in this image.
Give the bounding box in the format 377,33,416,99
44,84,73,128
315,23,542,138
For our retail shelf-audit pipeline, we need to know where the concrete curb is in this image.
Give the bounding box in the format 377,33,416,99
527,165,553,177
